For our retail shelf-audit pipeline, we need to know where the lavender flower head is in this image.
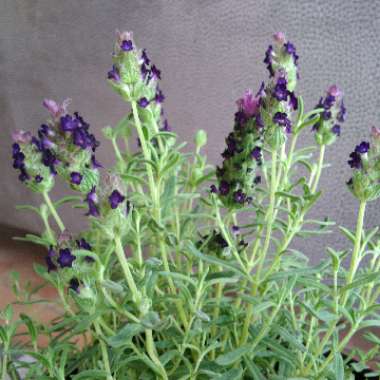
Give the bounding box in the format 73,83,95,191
312,85,345,146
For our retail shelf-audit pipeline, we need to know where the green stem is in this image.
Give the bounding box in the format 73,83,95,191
114,236,140,303
303,201,366,376
311,144,325,194
43,192,65,232
94,321,114,380
145,329,168,380
240,149,278,346
346,201,366,287
1,348,8,380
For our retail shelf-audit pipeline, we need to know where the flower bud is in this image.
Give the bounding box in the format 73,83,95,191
194,129,207,149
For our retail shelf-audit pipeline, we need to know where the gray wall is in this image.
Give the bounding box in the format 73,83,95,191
1,0,380,262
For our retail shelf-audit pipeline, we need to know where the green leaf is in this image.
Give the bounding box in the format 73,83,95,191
186,242,248,280
215,345,250,366
72,370,109,380
108,323,144,348
334,352,344,380
341,271,380,292
217,368,243,380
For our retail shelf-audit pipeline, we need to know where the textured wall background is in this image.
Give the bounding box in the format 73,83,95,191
1,0,380,262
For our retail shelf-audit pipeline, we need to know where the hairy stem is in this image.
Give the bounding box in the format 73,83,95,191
43,192,65,232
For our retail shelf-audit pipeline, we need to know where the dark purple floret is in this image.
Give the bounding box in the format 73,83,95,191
273,77,288,101
13,151,25,169
284,41,299,65
348,151,362,169
233,189,246,204
151,65,161,80
12,143,20,155
86,187,99,217
254,175,261,184
338,101,346,122
264,45,274,77
70,171,83,185
77,238,94,262
289,92,298,110
77,238,92,251
69,278,80,293
41,137,55,150
41,149,58,175
322,110,332,121
155,88,165,103
210,184,218,193
355,141,370,154
331,124,341,136
31,136,42,151
273,112,292,133
120,39,133,52
140,64,149,80
125,200,131,215
138,97,150,108
141,49,150,65
60,115,78,132
255,114,264,129
219,180,230,196
91,154,103,168
347,178,353,186
109,189,125,209
35,175,43,183
251,146,262,161
107,65,120,82
18,168,29,182
57,248,76,268
160,119,171,132
45,247,57,272
323,95,335,109
232,225,240,235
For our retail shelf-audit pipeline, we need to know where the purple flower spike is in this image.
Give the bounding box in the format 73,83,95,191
120,39,133,51
107,65,120,82
57,248,76,268
348,151,362,169
109,189,125,209
355,141,370,154
138,97,150,108
70,171,83,185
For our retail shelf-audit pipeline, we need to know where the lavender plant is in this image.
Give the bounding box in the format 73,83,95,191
1,31,380,379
